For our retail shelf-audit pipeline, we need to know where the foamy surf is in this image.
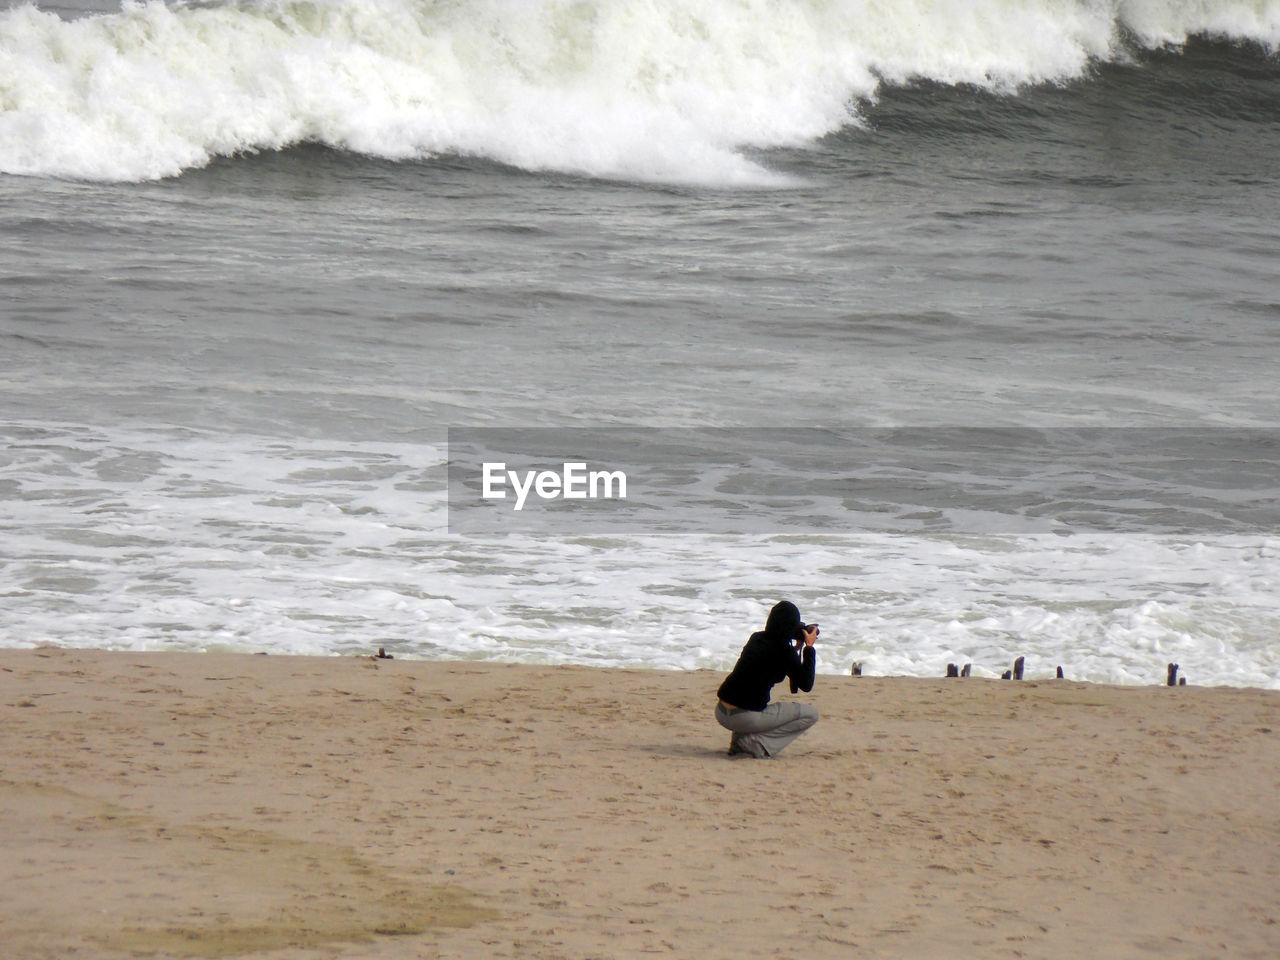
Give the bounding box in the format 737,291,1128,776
3,421,1278,688
1,0,1277,183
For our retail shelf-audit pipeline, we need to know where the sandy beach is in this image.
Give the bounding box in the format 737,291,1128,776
2,647,1277,959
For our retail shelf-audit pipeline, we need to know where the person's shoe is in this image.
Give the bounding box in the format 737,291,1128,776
729,734,769,758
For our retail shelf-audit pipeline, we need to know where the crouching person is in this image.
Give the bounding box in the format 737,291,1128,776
715,600,819,758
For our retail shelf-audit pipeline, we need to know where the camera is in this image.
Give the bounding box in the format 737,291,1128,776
794,623,819,641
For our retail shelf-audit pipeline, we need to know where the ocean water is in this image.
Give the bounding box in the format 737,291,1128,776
2,0,1279,687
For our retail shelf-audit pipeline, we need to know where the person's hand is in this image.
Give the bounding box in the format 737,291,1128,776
799,625,818,647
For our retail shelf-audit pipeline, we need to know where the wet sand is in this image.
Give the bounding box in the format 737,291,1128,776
2,647,1277,959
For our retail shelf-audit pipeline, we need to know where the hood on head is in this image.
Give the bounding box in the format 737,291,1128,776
765,600,802,639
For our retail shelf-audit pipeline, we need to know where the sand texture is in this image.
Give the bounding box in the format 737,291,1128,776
2,647,1277,959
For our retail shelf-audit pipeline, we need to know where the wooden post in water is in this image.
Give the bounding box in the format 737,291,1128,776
1167,663,1179,686
946,663,959,678
1012,656,1025,680
961,663,972,677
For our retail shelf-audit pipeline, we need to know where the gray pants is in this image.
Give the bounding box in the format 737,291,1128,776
715,701,819,757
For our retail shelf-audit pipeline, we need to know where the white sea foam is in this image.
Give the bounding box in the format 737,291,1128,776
1,0,1277,182
3,421,1277,688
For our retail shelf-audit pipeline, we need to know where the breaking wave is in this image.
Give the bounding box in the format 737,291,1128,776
2,0,1277,182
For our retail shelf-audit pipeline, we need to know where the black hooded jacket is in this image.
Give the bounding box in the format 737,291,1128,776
716,601,816,711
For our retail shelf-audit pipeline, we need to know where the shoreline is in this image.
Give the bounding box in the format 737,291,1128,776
4,641,1268,692
3,646,1278,959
